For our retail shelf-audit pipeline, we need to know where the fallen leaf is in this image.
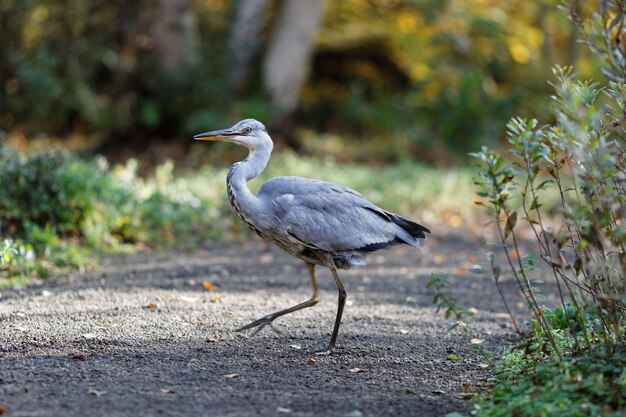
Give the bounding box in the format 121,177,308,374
143,302,157,309
223,373,240,379
0,406,6,415
447,354,459,361
290,344,302,350
398,329,409,334
202,281,216,291
259,254,273,264
306,358,316,365
455,267,467,275
433,255,447,264
454,392,475,399
470,338,484,345
87,388,107,396
179,296,198,303
348,368,367,373
72,353,86,361
477,363,489,369
160,388,175,394
276,407,292,413
462,383,471,390
467,307,479,315
210,295,220,303
448,214,464,228
207,336,228,342
81,333,97,340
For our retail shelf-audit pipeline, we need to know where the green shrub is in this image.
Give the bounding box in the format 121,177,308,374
471,1,626,415
0,238,35,283
0,146,226,281
472,65,625,354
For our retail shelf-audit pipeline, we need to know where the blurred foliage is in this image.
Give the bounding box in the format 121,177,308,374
0,0,598,161
305,0,592,159
0,144,226,282
0,142,474,283
0,0,239,145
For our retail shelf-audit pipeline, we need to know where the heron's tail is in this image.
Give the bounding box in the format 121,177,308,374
390,214,430,246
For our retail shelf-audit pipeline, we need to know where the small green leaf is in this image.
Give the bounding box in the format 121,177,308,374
447,354,459,361
492,265,501,280
529,197,542,211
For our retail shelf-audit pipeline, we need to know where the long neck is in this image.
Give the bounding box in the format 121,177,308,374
226,141,272,218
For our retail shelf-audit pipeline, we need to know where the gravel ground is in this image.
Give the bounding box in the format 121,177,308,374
0,232,527,417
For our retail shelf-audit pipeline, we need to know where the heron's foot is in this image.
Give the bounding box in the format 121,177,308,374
235,314,282,337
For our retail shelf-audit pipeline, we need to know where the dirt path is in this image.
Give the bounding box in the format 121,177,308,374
0,233,525,417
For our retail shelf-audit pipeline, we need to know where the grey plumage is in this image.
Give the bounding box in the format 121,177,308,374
194,119,430,354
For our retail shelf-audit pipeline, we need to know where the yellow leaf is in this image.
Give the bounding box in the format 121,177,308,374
448,214,463,228
202,281,216,291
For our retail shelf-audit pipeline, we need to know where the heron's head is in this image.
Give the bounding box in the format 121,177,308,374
193,119,272,150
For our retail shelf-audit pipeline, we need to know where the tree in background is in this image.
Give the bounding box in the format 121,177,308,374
143,0,198,73
262,0,326,147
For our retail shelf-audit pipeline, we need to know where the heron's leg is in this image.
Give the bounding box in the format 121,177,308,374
313,265,347,355
236,263,321,335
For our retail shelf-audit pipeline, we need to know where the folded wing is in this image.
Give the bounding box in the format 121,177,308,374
260,177,430,253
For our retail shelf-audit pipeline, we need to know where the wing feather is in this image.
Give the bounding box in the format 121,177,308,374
260,177,428,252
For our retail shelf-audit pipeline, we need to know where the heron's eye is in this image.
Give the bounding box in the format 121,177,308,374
243,127,252,134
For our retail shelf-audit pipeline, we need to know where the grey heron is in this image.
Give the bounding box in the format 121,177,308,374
194,119,430,354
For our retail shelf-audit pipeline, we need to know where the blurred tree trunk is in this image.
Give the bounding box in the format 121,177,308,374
143,0,197,73
230,0,272,93
263,0,326,146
